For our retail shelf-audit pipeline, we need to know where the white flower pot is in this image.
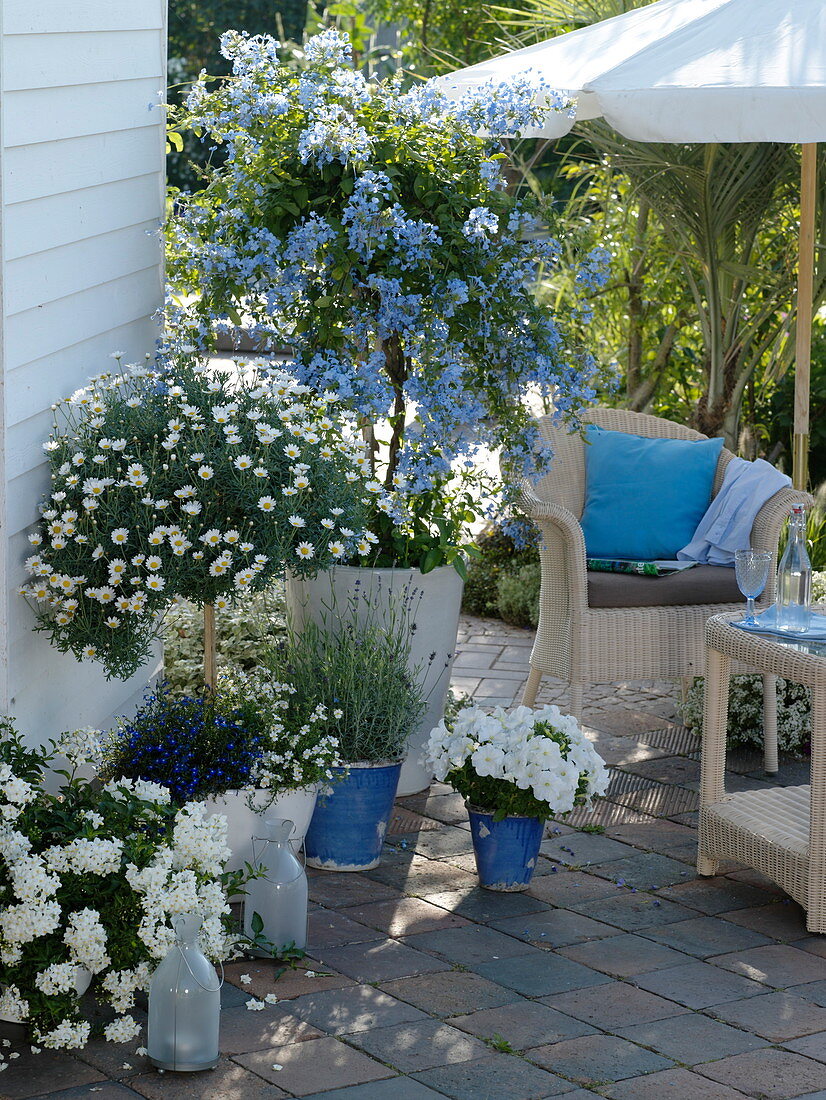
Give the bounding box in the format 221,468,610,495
204,785,319,872
286,564,464,796
0,966,92,1024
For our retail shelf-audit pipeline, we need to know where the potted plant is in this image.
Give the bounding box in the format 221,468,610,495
0,719,231,1050
267,601,426,871
20,349,373,685
166,29,612,792
101,675,341,868
426,704,609,890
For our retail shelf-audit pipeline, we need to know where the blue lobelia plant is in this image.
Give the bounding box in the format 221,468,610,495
167,28,613,572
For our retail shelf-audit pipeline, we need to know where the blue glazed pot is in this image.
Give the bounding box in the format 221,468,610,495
467,808,544,892
305,762,402,871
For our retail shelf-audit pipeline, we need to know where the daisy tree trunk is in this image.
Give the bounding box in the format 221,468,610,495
204,602,217,691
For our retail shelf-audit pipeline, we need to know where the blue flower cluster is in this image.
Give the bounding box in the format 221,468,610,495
168,29,614,521
105,683,268,804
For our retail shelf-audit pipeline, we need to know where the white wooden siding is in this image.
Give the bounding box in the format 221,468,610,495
1,0,167,745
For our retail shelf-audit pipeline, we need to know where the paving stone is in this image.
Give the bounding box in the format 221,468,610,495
312,939,447,983
224,959,356,1002
0,1048,104,1098
364,854,478,893
616,1010,768,1064
634,960,768,1008
298,1080,447,1100
412,1053,575,1098
645,915,773,958
606,819,698,860
528,1033,673,1086
620,755,701,789
41,1087,144,1100
216,1005,322,1054
129,1060,289,1099
719,900,810,941
712,944,826,988
558,932,692,978
695,1048,826,1098
307,909,386,949
451,1000,596,1049
233,1036,393,1094
603,1066,751,1099
405,825,476,861
340,896,470,937
452,647,498,669
69,1031,150,1081
473,950,613,998
726,868,786,894
655,877,777,915
283,985,428,1035
586,852,695,888
570,891,696,932
489,909,623,948
422,886,549,922
709,991,826,1042
794,938,826,960
784,1032,826,1063
307,872,401,908
526,870,622,908
379,970,518,1017
397,792,468,825
796,981,826,1008
345,1020,489,1073
400,925,541,966
543,981,686,1030
540,833,639,866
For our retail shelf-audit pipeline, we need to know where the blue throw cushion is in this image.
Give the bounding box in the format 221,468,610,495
579,426,724,561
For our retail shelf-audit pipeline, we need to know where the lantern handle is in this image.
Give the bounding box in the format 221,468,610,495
176,944,224,993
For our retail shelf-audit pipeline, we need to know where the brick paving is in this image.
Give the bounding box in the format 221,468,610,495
3,613,824,1099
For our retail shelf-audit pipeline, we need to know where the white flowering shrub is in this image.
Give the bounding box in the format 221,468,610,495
21,349,379,679
680,674,811,753
426,704,609,820
0,720,232,1052
814,570,826,603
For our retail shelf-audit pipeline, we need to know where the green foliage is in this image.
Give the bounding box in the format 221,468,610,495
163,586,287,695
496,563,541,628
462,526,539,618
265,601,426,763
167,0,310,190
680,674,811,754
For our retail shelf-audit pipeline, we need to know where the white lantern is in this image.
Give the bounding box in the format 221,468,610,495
147,912,221,1072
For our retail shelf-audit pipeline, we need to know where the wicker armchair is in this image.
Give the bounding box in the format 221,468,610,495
519,408,811,773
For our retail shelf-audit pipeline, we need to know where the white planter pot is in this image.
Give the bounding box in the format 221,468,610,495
0,966,92,1024
204,785,319,872
286,564,464,796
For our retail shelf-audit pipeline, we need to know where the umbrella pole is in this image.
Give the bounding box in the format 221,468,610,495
793,142,817,492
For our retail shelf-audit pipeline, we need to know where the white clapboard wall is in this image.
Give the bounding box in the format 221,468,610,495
0,0,167,744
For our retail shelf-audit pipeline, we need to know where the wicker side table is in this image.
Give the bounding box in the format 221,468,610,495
698,612,826,932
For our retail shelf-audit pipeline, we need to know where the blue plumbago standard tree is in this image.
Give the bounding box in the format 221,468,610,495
167,28,612,572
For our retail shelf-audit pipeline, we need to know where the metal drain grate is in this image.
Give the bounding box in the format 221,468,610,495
639,724,701,757
386,807,443,835
617,782,699,818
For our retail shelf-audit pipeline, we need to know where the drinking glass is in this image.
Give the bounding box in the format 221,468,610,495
734,549,772,626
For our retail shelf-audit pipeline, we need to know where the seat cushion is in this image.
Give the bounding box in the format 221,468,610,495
587,564,742,609
580,426,725,560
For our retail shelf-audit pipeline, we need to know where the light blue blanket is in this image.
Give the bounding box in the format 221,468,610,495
677,457,791,567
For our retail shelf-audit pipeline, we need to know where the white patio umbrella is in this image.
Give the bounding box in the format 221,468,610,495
441,0,826,489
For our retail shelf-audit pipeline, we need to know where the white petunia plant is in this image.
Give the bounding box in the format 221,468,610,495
0,719,234,1055
426,704,608,821
21,348,382,679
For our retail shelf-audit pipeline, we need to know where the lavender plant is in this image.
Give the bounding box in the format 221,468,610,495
167,29,612,572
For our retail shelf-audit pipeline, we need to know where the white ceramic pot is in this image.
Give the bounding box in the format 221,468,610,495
0,966,92,1024
204,785,319,872
286,564,464,796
